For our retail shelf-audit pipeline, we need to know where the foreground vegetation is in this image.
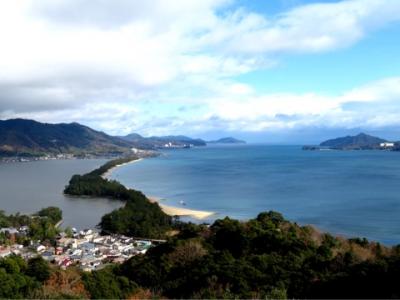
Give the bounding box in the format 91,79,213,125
0,255,55,298
83,211,400,299
64,156,173,238
3,211,400,299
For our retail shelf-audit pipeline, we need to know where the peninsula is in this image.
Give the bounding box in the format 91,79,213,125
97,157,215,219
64,154,214,238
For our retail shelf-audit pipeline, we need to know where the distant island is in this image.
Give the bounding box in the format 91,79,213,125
207,137,246,144
303,133,398,151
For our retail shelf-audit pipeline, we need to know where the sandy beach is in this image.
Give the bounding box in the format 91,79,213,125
101,158,143,179
148,197,215,220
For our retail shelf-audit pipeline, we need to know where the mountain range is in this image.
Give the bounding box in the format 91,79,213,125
0,119,133,157
0,119,245,157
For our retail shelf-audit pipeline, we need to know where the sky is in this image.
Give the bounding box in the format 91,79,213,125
0,0,399,143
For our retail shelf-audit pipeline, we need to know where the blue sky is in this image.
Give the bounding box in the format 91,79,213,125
237,22,400,95
0,0,399,143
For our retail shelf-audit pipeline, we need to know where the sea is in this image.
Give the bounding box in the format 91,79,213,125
1,145,400,245
109,145,400,245
0,159,124,230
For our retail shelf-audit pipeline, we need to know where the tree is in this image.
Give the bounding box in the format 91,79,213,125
27,256,51,282
37,207,62,224
83,266,136,299
0,256,38,298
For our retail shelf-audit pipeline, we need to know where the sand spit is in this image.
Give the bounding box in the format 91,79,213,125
148,197,215,220
101,158,143,179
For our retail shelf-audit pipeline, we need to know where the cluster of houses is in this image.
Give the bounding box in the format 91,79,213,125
162,142,193,149
0,227,158,272
0,151,131,163
0,153,76,163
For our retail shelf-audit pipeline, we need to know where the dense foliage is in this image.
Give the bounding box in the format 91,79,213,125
36,207,62,225
64,157,173,238
3,209,400,298
0,255,51,298
99,198,172,238
0,208,61,244
82,265,136,299
0,211,31,229
0,255,89,299
83,211,400,299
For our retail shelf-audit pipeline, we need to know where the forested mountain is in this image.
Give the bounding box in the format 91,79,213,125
320,133,387,149
0,119,133,157
0,119,250,157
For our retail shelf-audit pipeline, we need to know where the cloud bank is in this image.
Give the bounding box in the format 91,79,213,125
0,0,400,138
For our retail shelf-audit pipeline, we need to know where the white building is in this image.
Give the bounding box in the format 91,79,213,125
380,142,395,148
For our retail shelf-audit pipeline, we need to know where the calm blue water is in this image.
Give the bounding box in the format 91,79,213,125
111,145,400,245
0,159,124,230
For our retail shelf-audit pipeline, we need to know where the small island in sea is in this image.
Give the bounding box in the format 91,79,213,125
303,132,398,151
207,137,246,144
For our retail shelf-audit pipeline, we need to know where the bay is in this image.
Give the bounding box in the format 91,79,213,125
0,159,124,229
110,145,400,245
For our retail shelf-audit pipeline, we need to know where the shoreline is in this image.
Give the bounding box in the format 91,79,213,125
103,157,216,220
148,197,215,220
101,158,143,179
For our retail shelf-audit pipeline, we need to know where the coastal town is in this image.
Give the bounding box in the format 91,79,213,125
0,153,76,163
0,225,160,272
0,153,122,163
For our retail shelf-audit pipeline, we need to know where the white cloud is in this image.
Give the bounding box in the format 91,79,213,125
189,0,400,54
0,0,399,136
341,77,400,103
199,77,400,132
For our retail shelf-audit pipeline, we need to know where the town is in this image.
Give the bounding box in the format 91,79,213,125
0,226,161,272
0,152,124,163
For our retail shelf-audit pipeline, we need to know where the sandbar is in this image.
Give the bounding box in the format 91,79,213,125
148,197,215,220
101,158,143,179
